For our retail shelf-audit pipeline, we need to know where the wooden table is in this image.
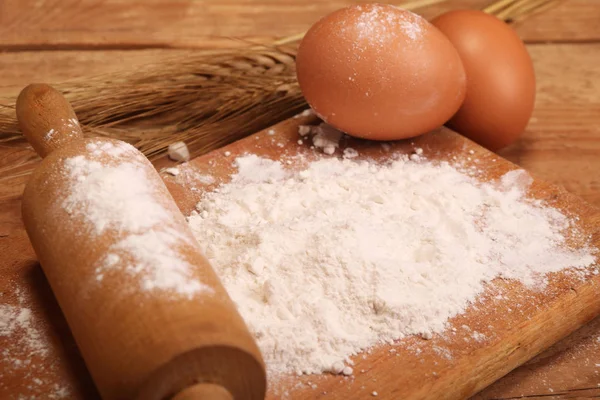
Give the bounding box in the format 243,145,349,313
1,1,599,398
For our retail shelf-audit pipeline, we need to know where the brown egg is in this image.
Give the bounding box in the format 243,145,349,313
296,4,466,141
431,10,536,151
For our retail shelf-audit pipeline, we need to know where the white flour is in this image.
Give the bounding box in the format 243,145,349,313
353,4,424,44
188,153,596,376
0,305,46,358
62,140,211,298
300,123,343,155
0,290,70,399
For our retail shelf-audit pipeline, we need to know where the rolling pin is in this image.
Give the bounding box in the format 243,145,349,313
17,84,266,400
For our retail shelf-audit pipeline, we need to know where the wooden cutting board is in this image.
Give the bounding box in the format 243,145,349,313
1,113,600,400
162,114,600,400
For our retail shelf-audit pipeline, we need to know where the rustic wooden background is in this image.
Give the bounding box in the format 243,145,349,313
0,0,599,398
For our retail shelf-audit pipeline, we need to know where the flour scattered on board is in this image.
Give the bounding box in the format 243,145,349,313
0,289,71,398
0,304,46,358
188,152,597,378
164,163,215,193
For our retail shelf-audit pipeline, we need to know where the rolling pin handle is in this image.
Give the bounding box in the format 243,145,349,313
16,83,84,158
171,383,234,400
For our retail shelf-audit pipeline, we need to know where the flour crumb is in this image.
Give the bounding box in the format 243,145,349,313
298,125,312,136
168,141,190,162
162,167,180,176
313,124,342,155
299,123,343,155
343,148,359,159
331,361,345,375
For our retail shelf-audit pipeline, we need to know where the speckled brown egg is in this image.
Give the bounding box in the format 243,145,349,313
431,10,536,151
296,3,466,141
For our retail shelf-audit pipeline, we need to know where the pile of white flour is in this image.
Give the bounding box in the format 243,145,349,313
187,152,596,376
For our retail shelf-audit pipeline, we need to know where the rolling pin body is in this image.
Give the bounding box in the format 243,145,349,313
18,84,266,400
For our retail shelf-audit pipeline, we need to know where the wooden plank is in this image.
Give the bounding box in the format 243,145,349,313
0,0,598,50
513,0,600,43
476,315,600,398
0,49,196,98
500,43,600,206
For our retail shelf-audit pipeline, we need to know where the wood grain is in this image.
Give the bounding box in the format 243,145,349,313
0,0,598,51
500,43,600,206
512,0,600,43
475,316,600,398
0,49,196,98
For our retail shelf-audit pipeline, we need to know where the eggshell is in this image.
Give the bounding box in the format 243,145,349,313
431,10,536,150
296,4,466,141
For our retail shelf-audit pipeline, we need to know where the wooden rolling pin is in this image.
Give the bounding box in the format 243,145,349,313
17,84,266,400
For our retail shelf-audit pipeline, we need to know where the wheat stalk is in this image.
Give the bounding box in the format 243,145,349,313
0,0,560,190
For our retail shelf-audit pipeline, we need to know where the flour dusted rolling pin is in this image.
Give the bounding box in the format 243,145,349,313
17,84,266,400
